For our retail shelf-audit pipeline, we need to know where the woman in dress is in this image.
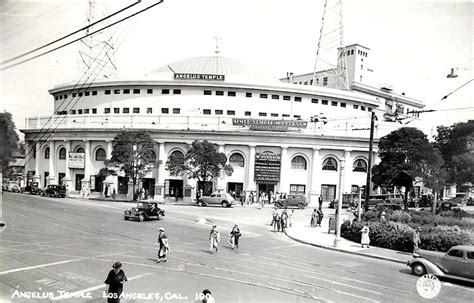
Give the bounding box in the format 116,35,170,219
155,227,170,262
360,225,370,248
209,224,220,254
104,261,127,303
228,224,241,249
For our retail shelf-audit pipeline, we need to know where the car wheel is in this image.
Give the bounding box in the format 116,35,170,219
411,263,427,276
414,202,419,208
198,201,203,207
138,214,145,222
297,203,305,209
124,217,129,221
221,201,229,208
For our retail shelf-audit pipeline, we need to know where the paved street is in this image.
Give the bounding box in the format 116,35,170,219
1,192,473,303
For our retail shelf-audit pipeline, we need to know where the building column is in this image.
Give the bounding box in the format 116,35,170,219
309,148,320,205
81,140,91,194
33,142,41,184
155,141,166,201
63,141,72,191
279,145,290,194
246,145,256,192
216,144,226,191
343,150,353,194
107,141,113,159
334,152,348,248
47,140,56,185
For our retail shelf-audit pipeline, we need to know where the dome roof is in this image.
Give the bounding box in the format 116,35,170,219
145,56,279,84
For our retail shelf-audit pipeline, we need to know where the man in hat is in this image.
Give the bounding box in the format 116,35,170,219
104,261,127,303
155,227,170,263
209,224,220,254
228,224,241,249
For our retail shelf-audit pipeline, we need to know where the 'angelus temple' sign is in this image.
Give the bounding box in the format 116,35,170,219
232,118,308,132
254,152,281,183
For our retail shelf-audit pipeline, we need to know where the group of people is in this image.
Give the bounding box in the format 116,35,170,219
104,184,116,199
310,208,324,227
270,207,293,232
209,223,241,253
243,191,288,207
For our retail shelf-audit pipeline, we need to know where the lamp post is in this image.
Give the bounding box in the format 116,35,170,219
364,111,377,211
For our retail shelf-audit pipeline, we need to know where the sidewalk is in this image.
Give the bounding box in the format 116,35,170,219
285,207,413,264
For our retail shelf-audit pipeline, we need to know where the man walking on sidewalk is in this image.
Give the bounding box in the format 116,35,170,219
209,224,220,254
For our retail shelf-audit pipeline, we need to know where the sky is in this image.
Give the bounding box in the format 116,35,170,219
0,0,472,138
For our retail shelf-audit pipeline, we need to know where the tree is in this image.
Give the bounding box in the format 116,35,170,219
0,112,20,226
372,127,444,210
434,121,474,185
106,130,156,201
166,140,233,195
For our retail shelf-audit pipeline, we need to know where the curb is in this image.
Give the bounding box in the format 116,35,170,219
284,230,408,265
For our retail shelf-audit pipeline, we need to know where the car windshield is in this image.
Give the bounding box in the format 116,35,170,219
137,202,148,208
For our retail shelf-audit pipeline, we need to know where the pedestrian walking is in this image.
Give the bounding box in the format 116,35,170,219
281,209,288,232
316,208,324,227
310,209,318,227
112,187,116,199
270,207,278,226
360,225,370,248
412,227,421,253
228,224,241,249
104,261,128,303
288,209,294,228
155,227,170,263
209,224,220,254
274,212,281,232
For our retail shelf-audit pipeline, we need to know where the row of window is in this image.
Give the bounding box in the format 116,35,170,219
346,49,368,57
54,88,181,100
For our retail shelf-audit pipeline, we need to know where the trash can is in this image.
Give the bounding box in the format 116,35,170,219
328,217,336,234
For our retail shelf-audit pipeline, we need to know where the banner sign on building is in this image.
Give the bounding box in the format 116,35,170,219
69,152,85,168
174,73,225,81
232,119,308,132
254,152,281,182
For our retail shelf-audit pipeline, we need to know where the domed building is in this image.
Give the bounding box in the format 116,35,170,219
21,53,424,203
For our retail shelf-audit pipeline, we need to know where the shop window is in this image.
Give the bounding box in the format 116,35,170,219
229,153,244,167
291,156,307,170
322,157,337,171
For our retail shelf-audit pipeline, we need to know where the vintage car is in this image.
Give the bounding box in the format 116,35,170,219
407,245,474,283
124,202,165,221
445,193,469,207
373,203,402,212
275,194,307,209
408,194,434,208
29,182,42,195
197,192,234,207
40,185,67,198
4,181,20,192
329,193,359,209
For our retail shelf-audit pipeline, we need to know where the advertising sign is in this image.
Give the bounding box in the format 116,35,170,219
254,152,281,182
232,119,307,132
174,73,225,81
69,152,85,169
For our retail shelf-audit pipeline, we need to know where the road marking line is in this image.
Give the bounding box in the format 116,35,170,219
267,243,303,250
51,273,152,301
0,259,82,276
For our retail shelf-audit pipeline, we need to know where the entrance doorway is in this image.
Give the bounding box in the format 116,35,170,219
142,178,155,199
165,179,183,199
118,177,129,194
321,184,336,202
227,182,244,198
75,174,84,191
258,183,275,204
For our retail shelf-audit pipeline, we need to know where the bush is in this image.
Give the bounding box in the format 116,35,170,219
386,210,412,224
419,225,473,252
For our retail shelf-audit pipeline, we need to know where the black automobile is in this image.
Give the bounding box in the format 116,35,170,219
373,203,402,212
409,194,434,208
124,202,165,222
41,185,67,198
274,194,308,209
30,182,42,195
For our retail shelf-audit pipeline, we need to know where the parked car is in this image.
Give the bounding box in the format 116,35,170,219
365,194,404,209
29,182,42,195
197,192,234,207
407,245,474,283
436,201,461,213
446,193,469,207
40,185,67,198
329,193,359,209
4,181,20,192
409,194,434,208
275,194,308,209
124,202,165,221
373,203,402,212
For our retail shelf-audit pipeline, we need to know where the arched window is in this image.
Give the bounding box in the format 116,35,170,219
322,157,337,171
149,150,157,163
229,153,244,167
59,147,66,159
291,156,307,170
95,148,106,161
170,150,184,159
76,147,85,153
353,159,367,172
44,147,50,159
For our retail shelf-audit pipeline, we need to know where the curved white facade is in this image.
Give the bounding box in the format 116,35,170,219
22,56,420,203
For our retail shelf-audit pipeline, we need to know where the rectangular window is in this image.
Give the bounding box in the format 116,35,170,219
72,93,77,97
78,109,83,114
114,89,120,94
271,95,279,100
114,108,120,114
70,110,76,115
104,108,110,114
271,113,279,117
283,95,291,101
311,98,318,103
245,111,251,116
85,91,90,96
55,96,59,100
203,109,211,115
162,89,169,94
78,92,83,97
322,100,328,105
203,90,212,95
173,108,180,114
361,106,366,111
341,102,346,108
133,89,140,94
260,93,268,99
161,108,169,114
64,94,68,99
123,108,130,114
290,184,306,195
294,96,302,102
216,91,224,96
173,89,181,94
84,109,90,114
331,101,338,106
368,107,373,112
245,92,252,98
105,90,111,95
92,91,97,96
133,107,140,114
147,108,152,114
228,91,236,97
293,115,301,119
282,114,290,117
123,89,130,94
227,110,235,115
259,112,267,117
92,108,97,114
353,104,359,109
215,110,223,115
323,77,328,86
147,89,153,94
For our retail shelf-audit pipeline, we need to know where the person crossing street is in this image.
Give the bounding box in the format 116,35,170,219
228,224,241,249
155,227,170,263
209,224,220,254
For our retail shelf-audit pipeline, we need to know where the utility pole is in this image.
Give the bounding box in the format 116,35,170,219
364,111,376,211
